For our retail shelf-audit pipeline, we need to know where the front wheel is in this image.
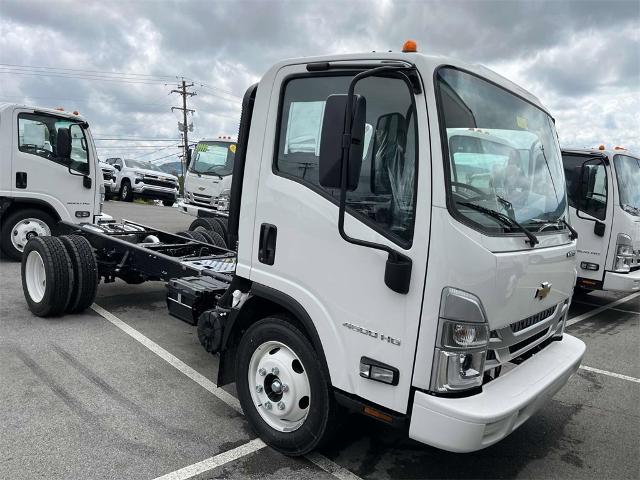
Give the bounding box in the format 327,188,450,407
1,209,55,260
236,317,337,456
120,181,133,202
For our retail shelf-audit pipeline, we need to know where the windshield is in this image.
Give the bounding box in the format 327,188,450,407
124,159,164,171
190,141,236,176
436,68,567,233
613,154,640,212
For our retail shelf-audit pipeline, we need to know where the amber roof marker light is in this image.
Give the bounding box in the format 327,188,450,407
402,40,418,53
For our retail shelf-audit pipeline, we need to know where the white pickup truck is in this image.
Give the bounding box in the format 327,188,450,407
105,157,179,206
179,137,236,222
562,147,640,292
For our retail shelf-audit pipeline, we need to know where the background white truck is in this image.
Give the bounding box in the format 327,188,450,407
105,157,179,206
179,137,236,221
562,147,640,292
20,46,585,456
0,103,108,260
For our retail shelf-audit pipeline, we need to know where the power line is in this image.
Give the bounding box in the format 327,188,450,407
0,69,171,85
94,137,181,141
0,62,176,79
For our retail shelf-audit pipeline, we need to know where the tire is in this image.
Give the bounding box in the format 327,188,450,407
189,231,208,243
59,235,99,313
189,217,223,239
175,230,196,239
21,236,73,317
211,217,228,241
197,229,218,245
236,317,337,456
120,180,133,202
162,200,174,207
206,230,227,248
1,208,56,261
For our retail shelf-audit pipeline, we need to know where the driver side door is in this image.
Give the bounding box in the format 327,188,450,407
12,108,96,221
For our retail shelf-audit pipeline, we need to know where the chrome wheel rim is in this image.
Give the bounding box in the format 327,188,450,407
25,250,46,302
248,340,311,432
11,218,50,252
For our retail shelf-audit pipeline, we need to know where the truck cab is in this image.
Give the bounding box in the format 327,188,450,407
180,137,236,217
213,47,585,454
562,148,640,292
0,103,106,259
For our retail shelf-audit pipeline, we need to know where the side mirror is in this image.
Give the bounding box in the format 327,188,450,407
114,164,121,171
83,176,92,189
318,94,366,191
56,128,72,159
371,112,406,194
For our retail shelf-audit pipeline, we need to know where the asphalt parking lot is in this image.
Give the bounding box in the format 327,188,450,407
1,201,638,480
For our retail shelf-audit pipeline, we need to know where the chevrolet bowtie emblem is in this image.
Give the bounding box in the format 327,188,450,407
535,282,552,300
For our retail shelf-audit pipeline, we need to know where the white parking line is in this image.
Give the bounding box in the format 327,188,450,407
573,300,640,316
580,365,640,384
90,303,363,480
153,438,266,480
566,291,640,327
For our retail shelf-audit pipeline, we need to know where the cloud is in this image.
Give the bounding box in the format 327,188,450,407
0,0,638,160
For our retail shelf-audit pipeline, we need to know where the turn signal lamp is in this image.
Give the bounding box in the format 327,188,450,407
402,40,417,53
614,146,626,150
73,110,80,115
598,144,605,150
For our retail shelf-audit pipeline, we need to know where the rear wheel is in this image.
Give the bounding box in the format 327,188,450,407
59,235,99,313
205,230,227,248
175,230,196,239
189,217,225,240
189,230,208,243
236,317,337,456
120,180,133,202
21,236,73,317
1,209,56,261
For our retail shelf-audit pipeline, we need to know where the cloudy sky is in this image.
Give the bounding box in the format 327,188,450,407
0,0,638,165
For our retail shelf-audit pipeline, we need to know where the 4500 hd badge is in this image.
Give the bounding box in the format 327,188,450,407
342,322,401,346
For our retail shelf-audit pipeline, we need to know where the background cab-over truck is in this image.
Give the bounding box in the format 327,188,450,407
562,148,640,292
0,103,107,260
19,48,586,456
180,137,236,221
105,157,179,206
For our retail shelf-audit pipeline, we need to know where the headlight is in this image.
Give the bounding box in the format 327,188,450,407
430,288,489,394
614,233,633,273
216,189,231,211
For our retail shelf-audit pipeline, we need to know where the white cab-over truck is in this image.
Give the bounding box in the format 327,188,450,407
179,137,236,222
105,157,179,206
0,103,108,260
562,148,640,292
20,47,585,455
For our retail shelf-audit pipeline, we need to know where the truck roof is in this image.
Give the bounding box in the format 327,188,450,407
561,147,639,159
0,102,87,121
265,51,550,116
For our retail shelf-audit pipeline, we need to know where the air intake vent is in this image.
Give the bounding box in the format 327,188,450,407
510,306,555,333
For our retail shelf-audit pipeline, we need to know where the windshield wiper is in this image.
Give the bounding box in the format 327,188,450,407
527,217,578,240
457,201,539,246
202,168,224,179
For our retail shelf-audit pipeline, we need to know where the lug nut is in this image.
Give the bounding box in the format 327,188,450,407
265,402,272,410
255,385,263,393
258,368,266,376
281,384,289,393
277,401,285,410
271,367,279,375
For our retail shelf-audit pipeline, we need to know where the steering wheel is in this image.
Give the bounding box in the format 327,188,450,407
451,182,492,202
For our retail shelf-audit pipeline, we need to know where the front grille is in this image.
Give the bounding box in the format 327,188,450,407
510,306,556,333
193,193,212,201
508,329,548,354
143,176,176,188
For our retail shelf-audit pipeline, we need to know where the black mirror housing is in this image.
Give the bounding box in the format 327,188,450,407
56,127,72,159
83,176,92,189
114,164,121,171
319,94,366,191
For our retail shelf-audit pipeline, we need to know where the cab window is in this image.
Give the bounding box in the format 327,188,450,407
275,74,418,247
18,113,89,174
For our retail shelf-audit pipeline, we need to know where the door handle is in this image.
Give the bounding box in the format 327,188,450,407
258,223,277,265
16,172,27,189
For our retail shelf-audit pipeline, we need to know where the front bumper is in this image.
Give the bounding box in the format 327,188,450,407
133,184,178,200
603,269,640,292
177,200,229,218
104,181,116,192
409,334,585,453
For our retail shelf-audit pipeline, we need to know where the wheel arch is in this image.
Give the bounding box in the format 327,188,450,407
0,198,62,224
218,282,332,387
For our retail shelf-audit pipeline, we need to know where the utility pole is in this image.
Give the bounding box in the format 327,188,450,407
171,79,196,193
